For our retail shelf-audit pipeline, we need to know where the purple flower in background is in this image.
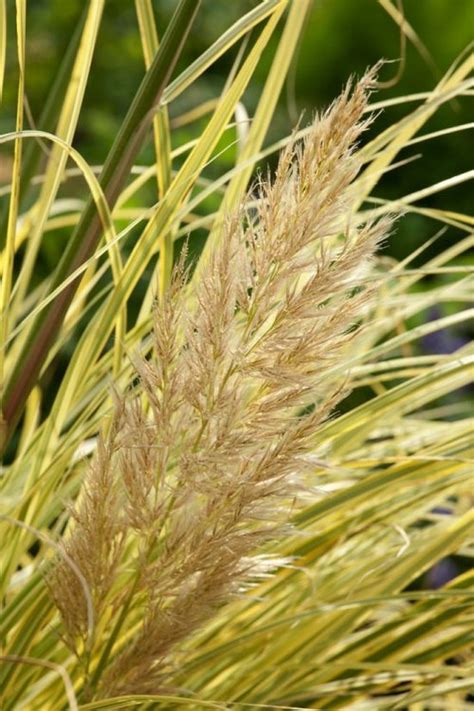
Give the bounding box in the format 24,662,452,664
422,509,460,589
422,307,470,355
423,557,459,589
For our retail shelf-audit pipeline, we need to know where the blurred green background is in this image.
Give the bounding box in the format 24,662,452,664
1,1,472,230
1,0,472,343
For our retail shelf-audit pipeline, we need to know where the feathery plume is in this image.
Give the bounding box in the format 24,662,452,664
48,68,392,697
47,407,126,648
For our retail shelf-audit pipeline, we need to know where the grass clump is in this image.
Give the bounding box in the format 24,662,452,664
0,2,472,709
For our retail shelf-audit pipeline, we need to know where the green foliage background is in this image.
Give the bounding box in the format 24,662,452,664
0,2,472,708
0,0,471,378
1,0,473,252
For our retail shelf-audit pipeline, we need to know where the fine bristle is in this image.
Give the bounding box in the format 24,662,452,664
48,69,393,698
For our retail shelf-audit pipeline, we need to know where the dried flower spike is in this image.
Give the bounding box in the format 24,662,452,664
48,68,392,698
